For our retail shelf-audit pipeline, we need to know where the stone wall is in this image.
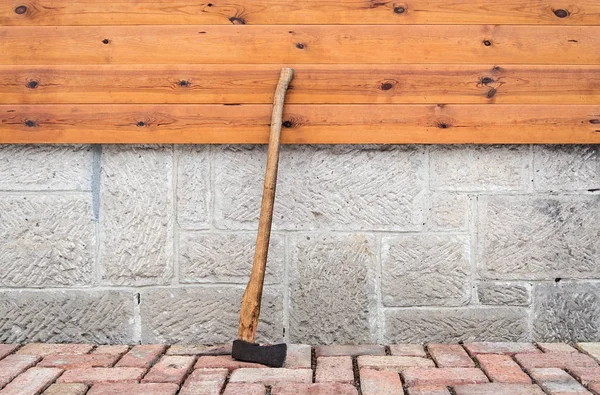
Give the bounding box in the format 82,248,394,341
0,144,598,345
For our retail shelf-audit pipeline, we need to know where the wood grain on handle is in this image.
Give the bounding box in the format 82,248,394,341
238,68,294,343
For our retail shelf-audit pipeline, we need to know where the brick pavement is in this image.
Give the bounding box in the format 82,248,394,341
0,342,598,394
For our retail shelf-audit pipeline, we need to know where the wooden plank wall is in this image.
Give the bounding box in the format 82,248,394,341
0,0,599,143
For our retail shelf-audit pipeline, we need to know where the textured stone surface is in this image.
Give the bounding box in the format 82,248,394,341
382,235,471,307
141,287,283,344
357,356,435,372
0,367,63,395
214,145,426,231
0,291,134,344
453,384,545,395
478,282,531,306
57,367,146,385
0,145,92,191
176,145,210,229
428,193,470,230
478,195,600,280
283,344,312,369
430,145,529,191
315,357,354,383
384,308,529,343
99,145,173,285
43,383,89,395
288,233,377,344
229,368,312,385
179,232,284,284
0,194,95,287
360,368,404,395
166,344,231,356
534,145,600,191
533,283,600,342
463,342,540,355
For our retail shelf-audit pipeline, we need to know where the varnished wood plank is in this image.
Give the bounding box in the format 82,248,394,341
2,0,599,25
1,104,598,144
1,25,598,65
1,64,599,105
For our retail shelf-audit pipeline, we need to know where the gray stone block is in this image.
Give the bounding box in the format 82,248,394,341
140,286,283,344
534,145,600,191
533,282,600,342
477,282,531,306
0,194,95,287
214,145,426,231
99,145,174,285
478,195,600,280
179,232,284,284
381,235,471,307
430,145,530,191
0,290,134,344
0,145,92,191
428,193,471,231
288,233,378,344
384,307,529,343
177,146,210,230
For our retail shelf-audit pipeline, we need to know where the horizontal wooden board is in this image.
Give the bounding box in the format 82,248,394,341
1,64,599,105
1,25,598,65
1,104,599,144
2,0,599,25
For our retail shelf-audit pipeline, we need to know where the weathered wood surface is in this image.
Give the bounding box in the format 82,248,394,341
2,104,598,144
2,0,599,25
1,65,599,105
1,25,598,65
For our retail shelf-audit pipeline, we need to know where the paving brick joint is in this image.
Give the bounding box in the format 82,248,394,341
1,342,599,394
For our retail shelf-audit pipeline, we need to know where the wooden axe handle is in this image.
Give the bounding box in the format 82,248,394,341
238,68,294,342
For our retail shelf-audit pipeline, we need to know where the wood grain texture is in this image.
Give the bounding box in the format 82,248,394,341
2,104,598,144
1,64,599,105
2,0,599,25
1,25,598,65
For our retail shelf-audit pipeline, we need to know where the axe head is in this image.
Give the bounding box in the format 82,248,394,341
232,340,287,368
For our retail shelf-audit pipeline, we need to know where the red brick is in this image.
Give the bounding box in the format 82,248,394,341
141,355,195,384
229,368,312,385
38,354,120,369
568,366,600,385
195,355,266,371
166,344,231,356
315,344,385,357
316,356,354,384
284,344,312,369
357,356,435,372
463,342,539,356
271,383,358,395
529,368,576,382
590,383,600,395
0,344,20,360
402,368,489,387
476,354,531,384
1,367,63,395
116,345,166,368
92,345,130,356
360,368,403,395
42,383,89,395
538,343,579,353
389,344,427,358
427,344,474,368
179,368,228,395
57,367,146,385
0,354,41,388
528,368,590,395
515,352,598,370
87,383,179,395
577,343,600,363
453,383,546,395
223,383,266,395
17,344,94,358
408,386,451,395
